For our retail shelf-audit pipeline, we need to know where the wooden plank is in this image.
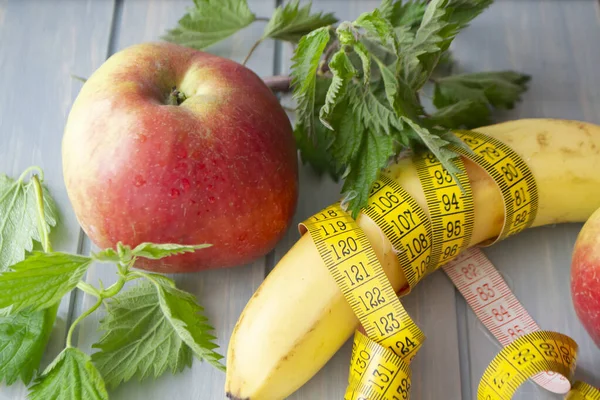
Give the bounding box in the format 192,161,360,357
71,1,277,399
274,1,463,399
451,1,600,398
0,0,115,398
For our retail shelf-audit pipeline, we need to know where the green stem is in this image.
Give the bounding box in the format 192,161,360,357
68,268,136,348
102,278,126,298
31,175,52,252
77,281,100,297
66,297,102,348
77,274,131,299
242,39,263,66
255,16,270,22
17,165,44,183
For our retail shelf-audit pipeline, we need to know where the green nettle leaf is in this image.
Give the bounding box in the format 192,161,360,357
416,0,455,51
154,281,224,371
341,128,395,218
294,76,340,178
0,306,57,385
371,58,423,123
319,50,356,129
132,243,212,260
385,0,428,29
437,128,475,154
91,248,120,263
0,174,58,272
294,120,338,178
331,101,364,168
91,283,192,388
0,252,92,315
337,88,397,216
353,41,372,86
402,118,462,179
354,9,399,54
373,57,399,113
262,0,337,42
402,0,458,88
400,0,492,87
162,0,256,50
360,89,404,135
447,0,493,29
433,71,531,110
430,49,454,79
430,99,491,128
378,0,394,19
290,27,332,139
28,348,108,400
333,24,371,86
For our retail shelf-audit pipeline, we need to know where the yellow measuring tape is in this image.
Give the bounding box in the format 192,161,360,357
449,130,539,244
478,331,578,399
300,129,600,399
568,382,600,399
413,150,474,270
300,202,423,399
362,175,431,292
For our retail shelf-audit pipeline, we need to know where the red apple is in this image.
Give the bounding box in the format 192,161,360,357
62,42,298,272
571,205,600,348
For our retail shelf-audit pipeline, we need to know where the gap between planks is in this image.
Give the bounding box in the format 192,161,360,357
63,0,124,349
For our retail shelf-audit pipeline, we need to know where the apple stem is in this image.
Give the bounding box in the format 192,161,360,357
262,75,292,93
167,86,187,106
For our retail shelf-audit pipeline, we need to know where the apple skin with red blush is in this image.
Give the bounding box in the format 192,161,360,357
62,42,298,272
571,205,600,348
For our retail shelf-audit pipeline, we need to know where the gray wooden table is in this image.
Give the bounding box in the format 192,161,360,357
1,0,599,399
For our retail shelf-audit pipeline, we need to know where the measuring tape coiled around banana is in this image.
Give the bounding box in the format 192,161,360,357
362,175,432,292
413,151,474,271
346,330,412,400
448,130,539,244
301,129,600,399
299,204,425,365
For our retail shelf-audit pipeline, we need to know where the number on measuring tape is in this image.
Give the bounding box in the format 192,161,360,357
301,203,425,400
443,249,574,395
363,174,432,290
443,249,600,399
346,331,413,400
450,130,539,244
300,129,600,400
414,151,475,272
478,332,578,400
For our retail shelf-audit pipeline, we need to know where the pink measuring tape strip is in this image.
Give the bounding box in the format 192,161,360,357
443,247,572,394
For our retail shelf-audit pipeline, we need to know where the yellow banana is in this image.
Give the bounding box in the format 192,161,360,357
225,119,600,400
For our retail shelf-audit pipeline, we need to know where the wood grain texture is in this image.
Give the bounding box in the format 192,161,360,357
70,1,278,399
451,1,600,398
0,0,115,398
2,0,600,399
